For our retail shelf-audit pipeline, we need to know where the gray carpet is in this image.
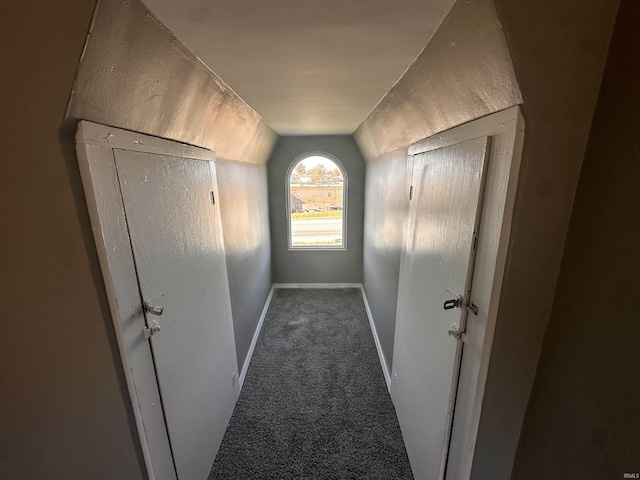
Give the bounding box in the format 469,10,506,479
209,288,413,479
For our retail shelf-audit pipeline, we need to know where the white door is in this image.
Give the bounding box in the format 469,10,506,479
114,150,237,480
392,137,490,480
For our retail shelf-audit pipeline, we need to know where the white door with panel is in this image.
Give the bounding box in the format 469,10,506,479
114,150,237,480
392,137,490,479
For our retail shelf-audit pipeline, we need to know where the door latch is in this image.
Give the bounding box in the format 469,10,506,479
142,301,163,340
144,301,164,316
444,295,479,316
443,296,463,310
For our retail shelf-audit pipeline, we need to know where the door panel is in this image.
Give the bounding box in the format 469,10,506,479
115,150,236,480
392,137,490,479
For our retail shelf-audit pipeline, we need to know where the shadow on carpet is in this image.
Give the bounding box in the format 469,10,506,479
209,288,413,479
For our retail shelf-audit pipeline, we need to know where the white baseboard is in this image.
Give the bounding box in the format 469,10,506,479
273,283,362,289
360,286,392,392
238,285,275,390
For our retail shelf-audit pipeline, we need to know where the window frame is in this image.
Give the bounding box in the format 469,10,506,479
286,152,348,251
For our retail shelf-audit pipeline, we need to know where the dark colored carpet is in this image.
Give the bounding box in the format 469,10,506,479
209,288,413,480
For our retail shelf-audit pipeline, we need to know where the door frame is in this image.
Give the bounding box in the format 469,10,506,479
75,121,238,480
395,106,525,479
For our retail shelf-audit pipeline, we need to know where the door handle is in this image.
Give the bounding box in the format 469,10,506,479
144,301,164,316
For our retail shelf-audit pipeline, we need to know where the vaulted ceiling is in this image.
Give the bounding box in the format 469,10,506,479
142,0,456,135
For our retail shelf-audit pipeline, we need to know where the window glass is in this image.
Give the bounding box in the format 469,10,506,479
288,155,345,249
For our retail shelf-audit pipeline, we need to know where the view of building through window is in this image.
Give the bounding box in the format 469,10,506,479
289,155,345,248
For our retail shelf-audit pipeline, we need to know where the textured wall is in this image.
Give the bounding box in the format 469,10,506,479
0,0,276,477
354,0,618,477
67,0,277,398
67,0,276,164
511,1,639,476
268,136,365,283
355,0,521,163
354,0,520,380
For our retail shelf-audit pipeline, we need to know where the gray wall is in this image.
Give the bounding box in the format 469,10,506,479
354,0,618,477
511,1,639,476
355,0,521,382
1,1,143,478
65,0,277,376
216,160,273,371
268,136,365,283
472,1,617,477
0,0,276,477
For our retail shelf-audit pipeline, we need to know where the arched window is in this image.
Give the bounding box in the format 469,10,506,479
287,154,347,250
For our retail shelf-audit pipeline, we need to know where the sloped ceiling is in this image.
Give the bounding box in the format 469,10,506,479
142,0,456,135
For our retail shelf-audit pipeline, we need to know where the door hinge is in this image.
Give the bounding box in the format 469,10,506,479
210,191,215,205
472,232,478,251
409,185,413,200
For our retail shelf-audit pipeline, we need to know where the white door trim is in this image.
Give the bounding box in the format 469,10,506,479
397,106,525,479
75,121,234,480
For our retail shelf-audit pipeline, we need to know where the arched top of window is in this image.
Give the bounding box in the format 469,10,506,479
287,153,347,250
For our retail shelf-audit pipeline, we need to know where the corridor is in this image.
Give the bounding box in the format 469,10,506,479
209,289,412,479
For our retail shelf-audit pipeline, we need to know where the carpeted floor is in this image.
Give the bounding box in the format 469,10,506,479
209,288,413,479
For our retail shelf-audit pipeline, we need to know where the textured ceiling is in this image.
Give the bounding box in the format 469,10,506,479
142,0,456,135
